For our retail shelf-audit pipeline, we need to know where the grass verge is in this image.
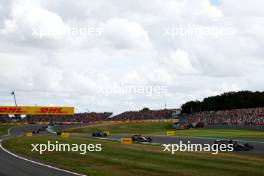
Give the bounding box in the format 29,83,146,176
3,135,264,176
0,124,16,136
66,122,264,140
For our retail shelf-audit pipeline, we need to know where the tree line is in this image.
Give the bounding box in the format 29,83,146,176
181,91,264,114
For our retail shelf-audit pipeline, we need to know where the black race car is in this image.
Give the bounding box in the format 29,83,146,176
32,126,47,134
214,139,254,151
131,134,152,142
233,142,254,151
92,131,108,137
38,126,47,131
32,130,39,134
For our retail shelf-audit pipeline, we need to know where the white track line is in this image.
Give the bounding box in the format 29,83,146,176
7,126,15,136
0,137,86,176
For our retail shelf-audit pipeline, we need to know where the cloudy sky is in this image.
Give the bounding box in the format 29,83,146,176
0,0,263,114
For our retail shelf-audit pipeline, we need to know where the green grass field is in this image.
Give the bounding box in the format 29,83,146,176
0,125,15,136
66,122,264,140
3,135,264,176
66,122,172,135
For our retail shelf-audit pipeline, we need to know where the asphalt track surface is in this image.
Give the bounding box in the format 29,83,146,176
0,124,85,176
108,134,264,154
1,125,264,176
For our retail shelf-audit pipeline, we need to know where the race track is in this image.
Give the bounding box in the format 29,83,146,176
1,124,264,176
109,134,264,154
0,124,84,176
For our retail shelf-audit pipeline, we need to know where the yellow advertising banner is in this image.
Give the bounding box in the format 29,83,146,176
61,132,70,138
166,131,175,136
121,138,133,144
26,132,33,137
104,131,110,135
0,106,74,115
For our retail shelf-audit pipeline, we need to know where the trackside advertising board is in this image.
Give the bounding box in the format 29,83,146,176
0,106,74,115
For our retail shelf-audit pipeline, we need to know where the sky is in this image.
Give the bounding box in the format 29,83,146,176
0,0,264,114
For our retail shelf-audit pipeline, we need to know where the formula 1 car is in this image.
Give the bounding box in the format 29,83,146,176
38,126,47,131
214,139,254,151
234,142,254,151
32,130,39,134
92,131,108,137
32,126,48,134
131,134,152,142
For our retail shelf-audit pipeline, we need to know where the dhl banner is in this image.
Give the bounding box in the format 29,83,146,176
0,106,74,115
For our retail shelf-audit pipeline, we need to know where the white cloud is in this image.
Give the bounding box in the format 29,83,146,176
220,0,264,17
198,0,222,18
103,18,152,49
0,0,263,113
1,0,68,41
160,49,198,74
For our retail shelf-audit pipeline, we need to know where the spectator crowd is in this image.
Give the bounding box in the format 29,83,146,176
110,109,178,121
188,107,264,126
3,106,264,127
0,112,112,123
0,108,180,123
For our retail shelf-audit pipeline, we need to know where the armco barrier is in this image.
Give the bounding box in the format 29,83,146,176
104,119,177,124
206,124,264,130
0,119,176,126
0,122,29,125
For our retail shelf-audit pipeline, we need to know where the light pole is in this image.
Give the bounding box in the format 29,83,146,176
10,91,21,121
11,91,17,106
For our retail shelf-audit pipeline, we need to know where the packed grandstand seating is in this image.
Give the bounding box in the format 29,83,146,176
74,112,112,122
2,106,264,127
0,109,179,123
110,109,179,121
187,107,264,126
0,114,10,122
0,112,113,123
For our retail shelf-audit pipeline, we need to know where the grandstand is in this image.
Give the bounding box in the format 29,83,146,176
1,91,264,130
110,108,181,121
187,107,264,129
180,91,264,129
0,108,182,124
1,105,264,129
0,112,113,124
